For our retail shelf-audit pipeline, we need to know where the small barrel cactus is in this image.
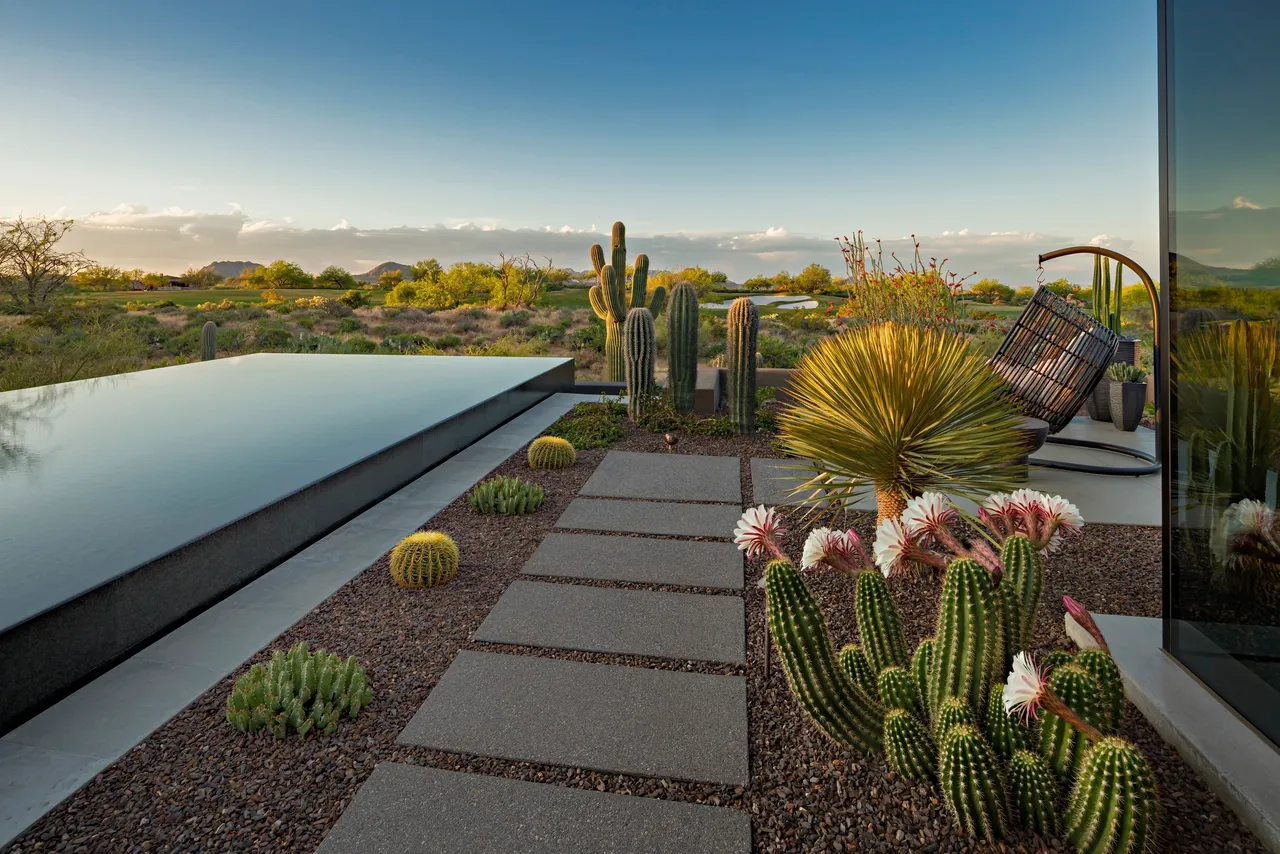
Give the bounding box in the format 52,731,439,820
528,435,576,470
623,307,656,421
1008,749,1059,837
726,296,759,434
838,644,877,698
226,641,371,739
855,569,910,674
884,708,934,781
1074,649,1125,734
666,282,699,413
201,320,217,361
389,531,459,588
1065,737,1161,854
467,475,545,516
938,724,1012,842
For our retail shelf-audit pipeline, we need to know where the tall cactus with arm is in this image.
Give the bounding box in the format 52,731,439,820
666,282,699,413
623,307,656,421
588,221,667,381
726,296,759,433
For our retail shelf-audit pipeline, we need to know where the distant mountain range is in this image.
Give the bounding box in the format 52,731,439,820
1171,202,1279,285
1176,255,1280,289
354,262,413,283
201,260,263,279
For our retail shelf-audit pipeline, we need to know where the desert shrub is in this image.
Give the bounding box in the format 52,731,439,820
526,323,566,343
253,322,293,349
776,310,831,332
436,333,462,348
500,309,532,328
371,324,402,337
567,318,606,352
152,299,177,309
296,316,316,331
338,289,369,309
544,399,627,449
290,333,342,353
758,334,803,368
341,335,377,354
337,317,365,334
459,306,487,320
382,333,432,352
465,334,548,357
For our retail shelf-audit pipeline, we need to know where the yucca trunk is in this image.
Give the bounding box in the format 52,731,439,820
876,486,908,522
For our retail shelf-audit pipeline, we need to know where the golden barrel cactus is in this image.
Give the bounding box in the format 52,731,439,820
528,435,576,470
390,531,459,588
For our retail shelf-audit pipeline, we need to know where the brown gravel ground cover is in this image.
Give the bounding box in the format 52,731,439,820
6,416,1266,854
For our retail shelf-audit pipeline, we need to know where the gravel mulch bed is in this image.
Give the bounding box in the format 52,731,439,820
7,418,1266,853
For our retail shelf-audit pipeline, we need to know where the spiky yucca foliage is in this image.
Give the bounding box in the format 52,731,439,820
467,475,545,515
884,708,934,780
528,435,576,470
226,642,371,739
838,644,877,698
1065,737,1161,854
389,531,459,588
1008,749,1059,836
938,724,1012,842
776,322,1024,520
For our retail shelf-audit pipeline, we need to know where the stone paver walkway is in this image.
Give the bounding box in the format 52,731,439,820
331,448,753,851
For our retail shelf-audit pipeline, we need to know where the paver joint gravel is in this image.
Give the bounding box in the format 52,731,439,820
522,533,743,589
556,498,743,538
580,450,742,503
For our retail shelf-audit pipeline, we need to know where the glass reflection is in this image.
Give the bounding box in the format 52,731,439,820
1165,0,1280,745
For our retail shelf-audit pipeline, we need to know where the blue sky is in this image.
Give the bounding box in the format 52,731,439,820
0,0,1163,282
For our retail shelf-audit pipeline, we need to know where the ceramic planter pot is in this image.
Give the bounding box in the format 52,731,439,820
1085,378,1113,421
1110,381,1146,431
1115,338,1141,366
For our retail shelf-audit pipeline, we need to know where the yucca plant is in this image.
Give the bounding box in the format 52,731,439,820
776,321,1026,521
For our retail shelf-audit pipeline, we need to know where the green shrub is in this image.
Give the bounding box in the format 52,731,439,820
226,641,371,739
253,323,293,349
338,289,369,309
381,333,432,352
527,323,566,343
500,309,532,328
567,319,606,352
467,475,545,515
545,400,627,449
758,334,803,368
471,334,548,357
342,335,377,354
436,333,463,348
459,306,486,320
337,317,365,334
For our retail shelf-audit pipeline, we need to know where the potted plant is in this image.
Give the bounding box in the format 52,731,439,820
1108,362,1146,431
1084,374,1112,421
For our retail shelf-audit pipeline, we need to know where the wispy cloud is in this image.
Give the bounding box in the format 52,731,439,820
62,204,1136,283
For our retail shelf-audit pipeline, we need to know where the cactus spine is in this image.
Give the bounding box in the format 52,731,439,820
838,644,877,698
666,282,699,413
983,688,1029,760
854,569,910,674
726,296,759,433
389,531,459,588
929,558,997,722
1039,664,1102,779
912,638,934,717
884,708,934,781
938,724,1012,842
1008,749,1059,837
201,320,217,360
1065,737,1160,854
1074,649,1125,734
623,307,656,421
1000,534,1043,652
765,560,884,753
877,666,921,718
588,221,667,382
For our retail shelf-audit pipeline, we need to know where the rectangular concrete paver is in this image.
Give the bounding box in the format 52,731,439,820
474,581,745,664
581,451,742,503
557,498,742,538
523,533,743,589
399,650,749,786
750,458,828,507
315,763,751,854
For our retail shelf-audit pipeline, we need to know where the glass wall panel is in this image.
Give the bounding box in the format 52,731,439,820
1163,0,1280,746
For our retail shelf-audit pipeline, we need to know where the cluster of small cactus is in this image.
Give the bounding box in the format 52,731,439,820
588,221,667,382
528,435,576,470
226,641,371,739
389,531,459,588
623,307,656,421
201,321,217,360
666,282,699,413
467,474,544,515
752,490,1160,850
726,296,759,434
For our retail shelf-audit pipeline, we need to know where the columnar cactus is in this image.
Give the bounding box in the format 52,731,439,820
838,644,877,698
1001,534,1043,651
983,689,1029,760
528,435,576,470
201,320,217,360
623,307,656,421
912,637,934,716
1043,650,1076,673
588,221,667,381
389,531,459,588
934,696,976,739
855,569,909,674
1065,737,1160,854
726,296,759,433
993,584,1020,685
1074,649,1125,734
226,641,372,739
929,558,997,721
1008,749,1059,837
1039,663,1103,779
876,666,921,718
666,281,699,413
765,560,884,753
884,708,934,781
938,724,1012,842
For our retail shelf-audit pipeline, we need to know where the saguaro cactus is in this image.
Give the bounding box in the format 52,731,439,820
623,307,656,421
726,296,759,433
765,560,884,753
201,321,217,361
588,221,667,381
666,281,699,413
929,558,997,721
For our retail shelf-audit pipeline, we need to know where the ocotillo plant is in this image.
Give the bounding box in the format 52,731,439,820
623,307,656,421
201,321,217,361
726,296,759,433
666,282,699,413
588,221,667,382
